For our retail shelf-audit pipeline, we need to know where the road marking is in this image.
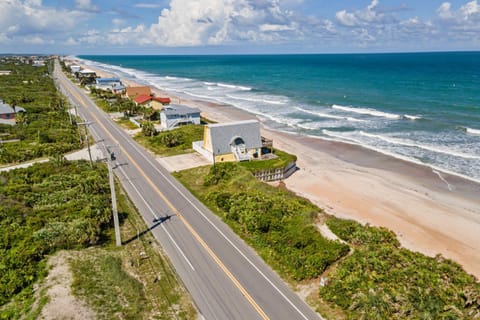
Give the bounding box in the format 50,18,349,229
64,77,270,320
89,125,196,271
112,124,312,320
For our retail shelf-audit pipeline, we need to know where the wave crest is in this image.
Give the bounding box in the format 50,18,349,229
332,104,401,119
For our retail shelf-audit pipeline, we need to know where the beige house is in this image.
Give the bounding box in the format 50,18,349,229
193,120,262,163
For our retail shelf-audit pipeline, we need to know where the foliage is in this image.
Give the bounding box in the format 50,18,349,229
0,161,112,307
141,121,157,137
135,125,204,157
326,218,400,247
321,217,480,319
89,89,137,114
0,59,82,164
175,163,349,281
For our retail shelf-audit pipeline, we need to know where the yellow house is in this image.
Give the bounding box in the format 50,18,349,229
193,120,262,163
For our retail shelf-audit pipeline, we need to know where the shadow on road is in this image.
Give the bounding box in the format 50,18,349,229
122,215,173,245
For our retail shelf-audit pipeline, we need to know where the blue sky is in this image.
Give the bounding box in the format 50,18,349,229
0,0,479,54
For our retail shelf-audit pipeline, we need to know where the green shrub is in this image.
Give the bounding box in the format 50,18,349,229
0,161,112,306
326,218,400,247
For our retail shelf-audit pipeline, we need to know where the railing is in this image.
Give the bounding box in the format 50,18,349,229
252,161,297,182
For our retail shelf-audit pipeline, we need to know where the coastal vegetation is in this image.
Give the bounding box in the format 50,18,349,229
174,163,350,281
319,218,480,319
135,124,204,157
0,59,81,164
174,162,480,319
0,160,195,319
0,161,111,317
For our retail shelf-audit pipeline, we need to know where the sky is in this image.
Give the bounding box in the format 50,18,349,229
0,0,479,54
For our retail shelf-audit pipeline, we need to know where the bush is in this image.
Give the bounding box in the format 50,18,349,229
0,161,112,306
160,131,184,147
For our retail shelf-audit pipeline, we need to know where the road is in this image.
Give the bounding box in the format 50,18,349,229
54,60,321,320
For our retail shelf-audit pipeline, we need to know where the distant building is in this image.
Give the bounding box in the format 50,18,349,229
0,100,26,125
193,120,262,162
95,77,125,94
32,60,45,67
160,104,201,129
70,65,81,74
125,86,151,99
134,95,171,110
0,70,12,76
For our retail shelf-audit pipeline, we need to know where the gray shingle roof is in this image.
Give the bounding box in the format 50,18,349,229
0,100,26,115
208,120,262,155
162,104,200,116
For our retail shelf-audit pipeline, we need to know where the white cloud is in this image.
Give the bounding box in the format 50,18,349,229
336,0,386,27
436,0,480,39
438,0,480,22
0,0,86,42
104,0,307,47
134,3,163,9
75,0,98,12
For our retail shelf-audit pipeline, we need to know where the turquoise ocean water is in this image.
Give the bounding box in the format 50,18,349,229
78,53,480,182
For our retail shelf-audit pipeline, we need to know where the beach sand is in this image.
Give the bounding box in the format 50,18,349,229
79,62,480,279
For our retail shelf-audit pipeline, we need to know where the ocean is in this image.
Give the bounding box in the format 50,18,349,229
78,52,480,183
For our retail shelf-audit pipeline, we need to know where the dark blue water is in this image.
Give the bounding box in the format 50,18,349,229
79,53,480,181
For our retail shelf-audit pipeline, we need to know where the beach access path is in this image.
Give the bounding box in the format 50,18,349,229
81,62,480,279
55,60,323,320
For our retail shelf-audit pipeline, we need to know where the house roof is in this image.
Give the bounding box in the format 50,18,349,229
96,77,121,83
162,104,200,116
153,96,171,104
79,69,96,74
126,86,151,97
207,120,262,155
134,94,152,104
0,101,26,115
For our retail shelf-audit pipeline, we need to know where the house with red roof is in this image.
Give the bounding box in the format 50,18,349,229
133,95,171,110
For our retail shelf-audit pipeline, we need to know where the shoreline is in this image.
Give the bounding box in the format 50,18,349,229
75,59,480,279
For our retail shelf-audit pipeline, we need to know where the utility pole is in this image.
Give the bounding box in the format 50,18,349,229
103,142,121,246
78,121,94,167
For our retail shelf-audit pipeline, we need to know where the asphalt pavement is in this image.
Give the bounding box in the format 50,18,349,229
54,60,322,320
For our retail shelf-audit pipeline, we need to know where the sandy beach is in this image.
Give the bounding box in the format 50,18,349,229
78,62,480,279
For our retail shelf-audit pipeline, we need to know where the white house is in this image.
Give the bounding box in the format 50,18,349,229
95,77,125,93
160,104,201,129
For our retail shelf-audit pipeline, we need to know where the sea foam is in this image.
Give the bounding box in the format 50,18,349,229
359,131,480,160
465,127,480,135
332,104,401,119
295,107,365,122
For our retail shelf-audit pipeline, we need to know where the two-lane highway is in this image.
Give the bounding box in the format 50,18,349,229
54,60,321,320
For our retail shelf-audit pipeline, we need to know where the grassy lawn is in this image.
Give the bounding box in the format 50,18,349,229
134,125,204,157
115,117,140,130
240,148,297,171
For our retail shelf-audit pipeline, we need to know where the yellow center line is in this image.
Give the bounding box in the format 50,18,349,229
67,78,270,320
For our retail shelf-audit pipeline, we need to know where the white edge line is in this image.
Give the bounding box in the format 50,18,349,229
111,123,312,320
89,126,196,272
70,77,310,320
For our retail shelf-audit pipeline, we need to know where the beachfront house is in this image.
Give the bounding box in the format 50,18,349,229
125,86,151,99
0,100,26,125
70,65,81,74
95,77,125,94
193,120,262,163
159,104,201,129
134,95,171,110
